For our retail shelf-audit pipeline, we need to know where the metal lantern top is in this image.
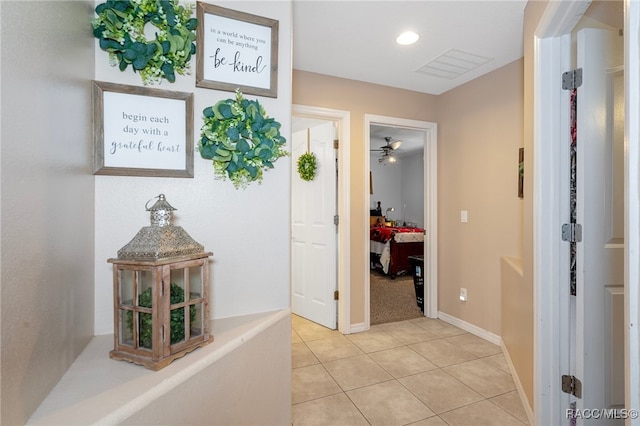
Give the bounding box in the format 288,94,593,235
146,194,176,227
116,194,205,261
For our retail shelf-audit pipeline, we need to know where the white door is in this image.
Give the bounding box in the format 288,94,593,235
574,27,624,422
291,121,337,329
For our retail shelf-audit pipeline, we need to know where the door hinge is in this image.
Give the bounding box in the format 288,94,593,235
562,68,583,90
334,215,339,225
562,223,582,242
334,290,339,300
334,139,339,149
562,375,582,398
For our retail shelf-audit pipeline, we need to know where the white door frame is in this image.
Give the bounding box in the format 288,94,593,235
292,105,351,334
533,1,640,424
364,114,438,329
623,0,640,421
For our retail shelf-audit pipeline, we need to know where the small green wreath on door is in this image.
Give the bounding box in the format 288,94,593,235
297,152,317,181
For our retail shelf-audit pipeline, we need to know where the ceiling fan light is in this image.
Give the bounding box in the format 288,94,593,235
390,140,402,150
396,31,419,46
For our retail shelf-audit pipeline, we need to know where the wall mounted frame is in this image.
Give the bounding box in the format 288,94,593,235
196,2,278,97
92,81,194,178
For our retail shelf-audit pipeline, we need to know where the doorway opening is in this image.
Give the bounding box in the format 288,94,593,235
369,124,426,325
364,114,438,329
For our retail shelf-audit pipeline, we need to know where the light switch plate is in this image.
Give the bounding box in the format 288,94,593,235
460,288,467,301
461,210,468,223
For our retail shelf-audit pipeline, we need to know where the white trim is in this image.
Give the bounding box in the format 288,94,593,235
624,0,640,423
535,0,590,38
530,2,640,425
364,114,438,332
533,32,573,426
292,105,351,334
437,311,501,346
347,322,367,335
502,340,535,426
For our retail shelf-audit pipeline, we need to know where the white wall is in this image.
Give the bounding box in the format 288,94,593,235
370,155,402,220
370,152,424,228
93,0,292,334
402,152,425,228
1,2,95,424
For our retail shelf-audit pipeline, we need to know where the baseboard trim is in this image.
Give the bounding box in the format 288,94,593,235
437,311,501,345
501,341,534,426
348,322,368,334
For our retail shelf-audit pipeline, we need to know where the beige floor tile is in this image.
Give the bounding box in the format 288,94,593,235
305,335,363,362
445,333,502,357
490,390,530,425
323,354,393,391
369,346,438,378
292,393,369,426
291,364,342,404
444,359,516,398
376,320,441,344
292,329,303,344
410,318,467,337
398,369,484,414
409,339,477,367
290,316,528,426
408,416,449,425
482,353,512,374
346,330,404,353
439,399,525,426
292,342,319,368
293,321,341,342
347,380,435,425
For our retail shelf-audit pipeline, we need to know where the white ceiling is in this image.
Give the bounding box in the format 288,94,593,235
292,1,624,158
292,1,527,157
292,0,528,96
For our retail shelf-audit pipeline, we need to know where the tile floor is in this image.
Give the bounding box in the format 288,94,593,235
291,314,529,426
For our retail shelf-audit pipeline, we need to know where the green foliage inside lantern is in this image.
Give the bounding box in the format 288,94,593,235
126,283,196,348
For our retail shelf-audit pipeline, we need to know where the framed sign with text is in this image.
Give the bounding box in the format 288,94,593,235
92,81,194,178
196,2,278,98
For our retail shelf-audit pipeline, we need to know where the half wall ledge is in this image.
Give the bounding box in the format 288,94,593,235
27,309,292,425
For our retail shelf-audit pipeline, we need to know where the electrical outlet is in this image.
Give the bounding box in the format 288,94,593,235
459,288,467,302
461,210,468,223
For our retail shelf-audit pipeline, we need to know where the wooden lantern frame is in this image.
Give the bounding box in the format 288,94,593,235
109,252,213,370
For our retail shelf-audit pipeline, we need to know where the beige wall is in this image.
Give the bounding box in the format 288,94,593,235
293,62,524,334
436,59,524,335
293,71,438,324
0,1,96,424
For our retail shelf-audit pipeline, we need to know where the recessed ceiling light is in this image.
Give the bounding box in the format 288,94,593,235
396,31,419,46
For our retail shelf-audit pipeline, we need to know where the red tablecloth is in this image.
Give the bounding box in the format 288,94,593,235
370,226,424,243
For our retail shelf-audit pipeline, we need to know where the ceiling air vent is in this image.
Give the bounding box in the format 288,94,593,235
416,49,492,80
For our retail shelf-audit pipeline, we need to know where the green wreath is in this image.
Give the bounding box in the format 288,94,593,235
199,90,288,189
92,0,198,84
297,152,317,181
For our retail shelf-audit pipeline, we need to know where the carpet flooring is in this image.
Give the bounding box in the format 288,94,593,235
369,271,424,325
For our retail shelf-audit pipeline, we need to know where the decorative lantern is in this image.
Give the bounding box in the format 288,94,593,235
108,194,213,370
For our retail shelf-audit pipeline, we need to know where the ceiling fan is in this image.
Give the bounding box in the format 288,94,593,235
371,137,402,164
372,136,403,153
